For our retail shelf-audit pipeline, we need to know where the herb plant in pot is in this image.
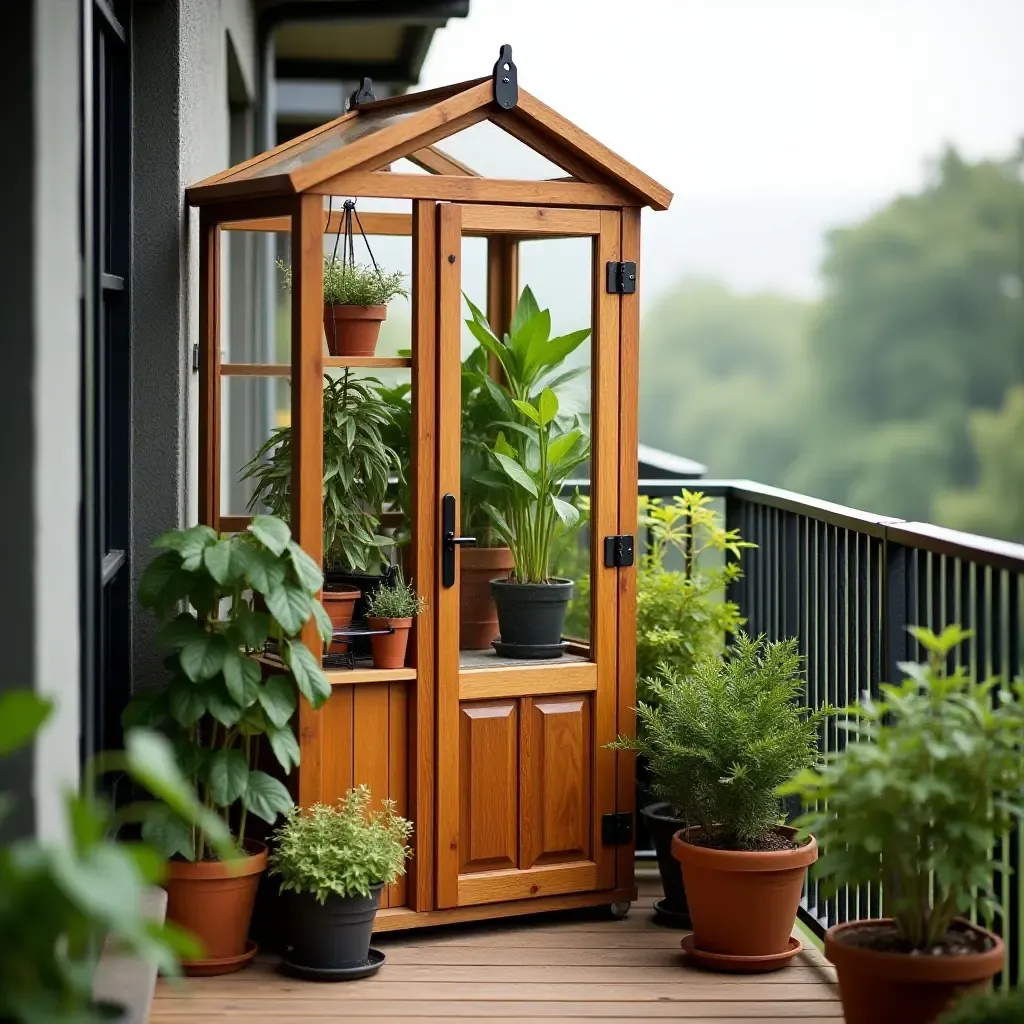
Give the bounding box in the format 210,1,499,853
269,786,412,980
124,515,332,976
614,633,831,971
364,569,425,669
782,625,1024,1024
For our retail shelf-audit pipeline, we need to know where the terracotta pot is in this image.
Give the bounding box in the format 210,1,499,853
368,616,412,669
825,918,1003,1024
165,843,268,976
323,586,360,655
323,304,386,357
459,546,514,649
671,826,817,960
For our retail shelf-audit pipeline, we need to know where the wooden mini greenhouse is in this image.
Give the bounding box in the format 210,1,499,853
186,48,672,930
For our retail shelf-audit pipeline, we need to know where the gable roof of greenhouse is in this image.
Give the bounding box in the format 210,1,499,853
186,64,673,211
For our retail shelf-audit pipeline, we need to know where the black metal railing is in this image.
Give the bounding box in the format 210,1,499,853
635,478,1024,982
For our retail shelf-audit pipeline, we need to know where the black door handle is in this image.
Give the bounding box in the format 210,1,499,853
442,493,475,587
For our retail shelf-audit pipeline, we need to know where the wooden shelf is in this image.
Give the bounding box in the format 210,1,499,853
324,666,417,685
220,357,412,376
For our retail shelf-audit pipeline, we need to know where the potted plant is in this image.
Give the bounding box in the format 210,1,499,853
364,568,425,669
939,988,1024,1024
279,258,406,358
614,633,831,971
0,690,234,1022
269,786,412,980
241,372,398,651
123,514,332,976
782,625,1024,1024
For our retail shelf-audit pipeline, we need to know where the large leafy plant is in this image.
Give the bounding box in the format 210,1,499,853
269,786,413,903
615,633,832,850
123,515,332,861
242,372,398,575
0,691,233,1023
782,625,1024,950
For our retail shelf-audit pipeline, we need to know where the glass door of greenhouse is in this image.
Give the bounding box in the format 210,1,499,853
434,204,626,909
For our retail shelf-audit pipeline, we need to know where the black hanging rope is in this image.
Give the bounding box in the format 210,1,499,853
325,196,387,350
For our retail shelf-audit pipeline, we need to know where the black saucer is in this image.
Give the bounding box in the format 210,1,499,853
653,896,692,929
492,639,569,660
280,947,385,981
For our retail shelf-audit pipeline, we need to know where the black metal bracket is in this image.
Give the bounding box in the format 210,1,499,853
606,261,637,294
602,812,634,846
442,493,476,588
348,77,376,110
492,44,518,110
604,535,635,568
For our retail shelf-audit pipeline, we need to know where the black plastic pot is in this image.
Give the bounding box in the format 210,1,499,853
490,578,573,655
281,883,383,972
641,802,691,927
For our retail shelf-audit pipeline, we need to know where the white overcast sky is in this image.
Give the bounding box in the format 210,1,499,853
419,0,1024,300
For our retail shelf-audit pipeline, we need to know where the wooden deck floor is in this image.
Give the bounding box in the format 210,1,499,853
150,876,840,1022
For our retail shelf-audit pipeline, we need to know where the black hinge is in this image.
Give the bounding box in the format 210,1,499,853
605,261,637,294
602,812,634,846
604,534,635,568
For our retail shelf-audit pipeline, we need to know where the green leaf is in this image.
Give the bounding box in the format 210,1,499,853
287,539,324,594
141,805,195,861
550,494,581,529
258,676,298,728
249,514,291,556
265,579,313,636
512,399,542,424
154,524,218,571
268,724,300,773
284,638,331,709
493,452,539,497
157,612,203,650
168,680,207,728
243,770,293,824
244,546,287,596
311,598,334,647
222,650,262,706
206,749,250,807
121,688,168,730
205,682,244,727
547,428,584,469
203,539,238,584
50,836,145,928
0,690,52,755
138,550,184,609
537,387,559,426
180,632,229,682
236,603,271,649
510,284,541,337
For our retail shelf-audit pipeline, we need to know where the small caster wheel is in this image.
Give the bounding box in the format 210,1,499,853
607,901,631,919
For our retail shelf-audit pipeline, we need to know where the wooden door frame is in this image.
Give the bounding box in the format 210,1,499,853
434,203,624,910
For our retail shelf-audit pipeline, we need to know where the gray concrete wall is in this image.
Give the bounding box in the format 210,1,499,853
131,0,257,691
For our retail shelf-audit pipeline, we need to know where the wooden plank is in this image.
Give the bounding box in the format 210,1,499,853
616,206,641,894
409,199,438,913
408,145,480,177
486,233,518,380
197,210,221,530
463,205,601,237
511,91,674,211
457,862,598,907
591,211,622,892
459,662,597,700
186,172,295,206
310,172,638,209
323,667,417,685
388,681,409,908
320,684,353,806
353,683,392,906
218,515,250,533
220,357,412,376
490,109,609,185
292,194,326,808
221,211,414,235
435,202,464,909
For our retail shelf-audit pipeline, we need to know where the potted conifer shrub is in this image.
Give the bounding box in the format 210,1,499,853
783,626,1024,1024
614,633,831,971
124,515,332,976
364,568,424,669
269,786,413,980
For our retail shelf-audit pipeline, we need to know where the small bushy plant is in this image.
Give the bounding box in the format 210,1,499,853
938,987,1024,1024
782,625,1024,951
614,633,832,850
365,569,424,619
269,786,413,903
279,258,407,308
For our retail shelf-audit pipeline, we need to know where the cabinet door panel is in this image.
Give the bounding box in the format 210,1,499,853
458,700,519,874
520,696,592,869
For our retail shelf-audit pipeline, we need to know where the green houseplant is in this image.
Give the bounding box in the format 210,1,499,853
280,257,406,358
938,988,1024,1024
614,633,830,970
269,786,412,979
0,690,234,1023
241,372,399,650
123,515,332,976
782,625,1024,1024
364,568,425,669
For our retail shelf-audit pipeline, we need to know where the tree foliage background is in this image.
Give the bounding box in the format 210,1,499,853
640,145,1024,541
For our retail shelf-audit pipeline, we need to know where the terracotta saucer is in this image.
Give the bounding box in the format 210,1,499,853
182,939,259,977
680,933,802,973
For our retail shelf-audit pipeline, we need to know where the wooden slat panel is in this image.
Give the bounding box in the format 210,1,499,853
520,697,592,869
292,194,326,808
388,681,409,908
435,202,464,908
457,861,599,907
197,211,220,530
458,701,519,875
458,662,597,700
320,684,353,807
464,205,602,237
353,682,392,906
